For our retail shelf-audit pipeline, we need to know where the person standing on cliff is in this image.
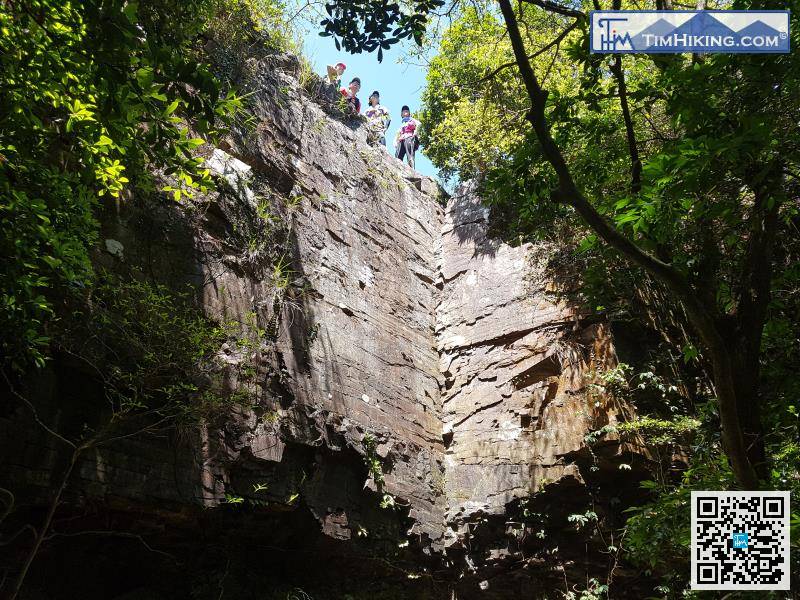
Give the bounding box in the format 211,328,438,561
394,105,420,169
326,62,346,86
364,91,391,147
340,77,361,115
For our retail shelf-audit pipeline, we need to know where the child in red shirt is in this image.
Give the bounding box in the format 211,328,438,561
340,77,361,114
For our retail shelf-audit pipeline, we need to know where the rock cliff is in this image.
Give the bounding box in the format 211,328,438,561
0,53,649,599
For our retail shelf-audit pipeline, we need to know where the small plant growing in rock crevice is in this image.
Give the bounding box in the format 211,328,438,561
430,467,446,497
362,433,396,509
561,578,609,600
567,510,599,531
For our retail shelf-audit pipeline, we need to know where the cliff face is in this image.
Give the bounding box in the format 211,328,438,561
0,53,647,599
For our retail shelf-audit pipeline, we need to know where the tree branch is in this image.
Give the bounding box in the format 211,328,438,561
496,0,759,488
735,169,781,395
497,0,684,294
1,370,76,449
42,530,176,560
609,55,642,193
477,19,579,85
518,0,585,18
6,447,83,600
0,524,37,547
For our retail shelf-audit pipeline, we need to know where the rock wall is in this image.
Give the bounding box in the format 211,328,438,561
0,53,647,599
202,54,448,547
436,185,642,596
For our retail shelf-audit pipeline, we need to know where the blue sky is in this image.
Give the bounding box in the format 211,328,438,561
298,27,441,183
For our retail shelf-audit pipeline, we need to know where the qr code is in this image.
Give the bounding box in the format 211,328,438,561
691,491,790,590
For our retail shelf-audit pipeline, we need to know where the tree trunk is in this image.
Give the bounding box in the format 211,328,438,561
703,344,761,489
5,447,83,600
731,345,766,479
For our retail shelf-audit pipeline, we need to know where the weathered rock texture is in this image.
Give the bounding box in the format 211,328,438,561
199,56,448,546
436,186,646,596
439,185,612,514
0,53,648,599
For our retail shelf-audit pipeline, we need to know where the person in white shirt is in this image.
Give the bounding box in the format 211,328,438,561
364,91,391,147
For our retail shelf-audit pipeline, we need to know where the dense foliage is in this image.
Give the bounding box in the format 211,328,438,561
0,2,297,596
319,0,444,61
420,6,582,182
0,0,300,368
58,274,256,428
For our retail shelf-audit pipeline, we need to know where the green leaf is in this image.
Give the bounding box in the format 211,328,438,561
135,67,154,89
164,99,180,116
123,2,139,23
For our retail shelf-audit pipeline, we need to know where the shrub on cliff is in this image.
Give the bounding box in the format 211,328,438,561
0,0,294,369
